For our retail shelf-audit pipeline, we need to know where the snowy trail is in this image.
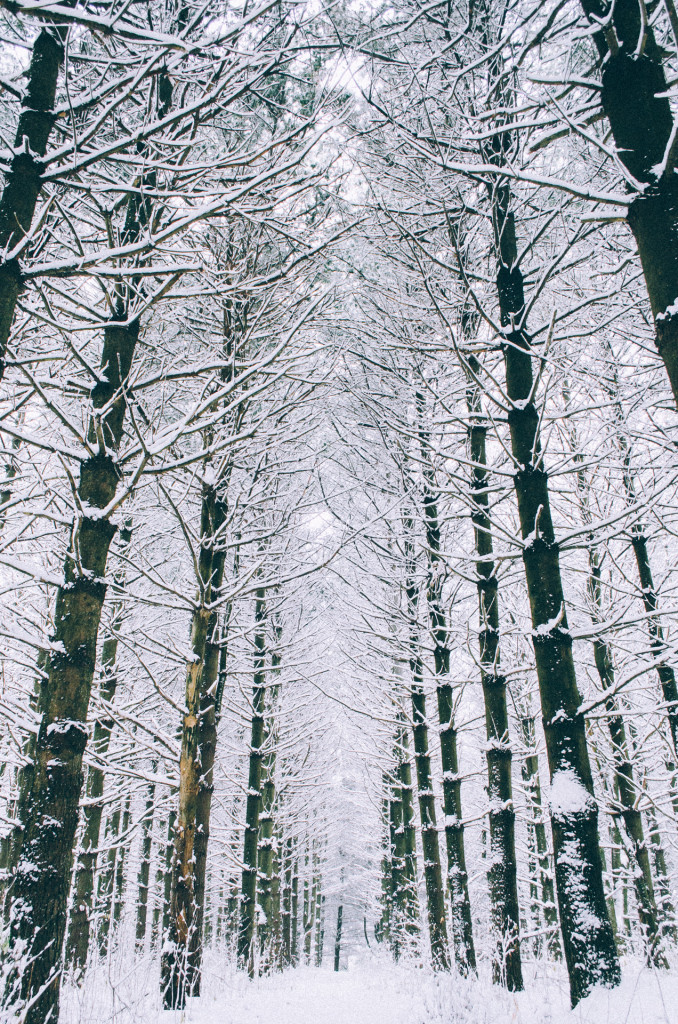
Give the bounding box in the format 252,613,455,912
167,960,677,1024
191,966,429,1024
62,957,678,1024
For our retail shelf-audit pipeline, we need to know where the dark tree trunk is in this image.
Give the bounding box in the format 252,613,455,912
377,796,392,947
303,849,318,964
388,759,406,959
587,546,666,965
520,713,560,958
270,828,282,967
314,886,323,966
580,0,678,407
162,808,177,945
290,858,299,966
5,68,174,1020
113,793,131,932
0,18,72,380
396,719,420,934
488,172,620,1002
603,367,678,762
466,367,522,989
629,528,678,760
257,742,277,968
66,522,132,972
237,590,267,974
97,796,126,958
334,905,343,971
416,408,476,975
258,636,281,970
135,783,155,951
403,516,450,970
281,838,293,966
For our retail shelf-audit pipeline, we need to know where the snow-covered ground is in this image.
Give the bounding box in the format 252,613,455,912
61,954,678,1024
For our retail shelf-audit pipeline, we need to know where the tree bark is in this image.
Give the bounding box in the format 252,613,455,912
66,523,132,972
257,738,278,968
161,481,216,1009
395,719,420,934
115,792,131,923
135,782,155,951
588,547,666,965
520,713,560,958
377,795,392,947
416,406,476,975
314,885,323,966
388,759,406,959
290,858,299,966
237,589,267,974
465,366,522,989
580,0,678,408
334,905,343,971
257,635,281,970
5,67,174,1021
488,172,620,1002
403,514,450,970
563,380,666,965
0,17,72,380
281,838,293,966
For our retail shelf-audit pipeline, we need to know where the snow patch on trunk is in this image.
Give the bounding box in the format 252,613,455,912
549,768,594,817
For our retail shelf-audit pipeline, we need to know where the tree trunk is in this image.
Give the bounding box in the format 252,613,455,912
396,719,420,934
257,743,277,969
520,713,560,958
237,589,267,974
588,548,666,965
388,760,406,959
113,792,131,934
334,905,343,971
270,829,282,967
489,169,620,1002
415,411,476,975
314,886,323,966
0,21,70,380
162,808,177,946
304,851,317,964
564,383,666,966
97,801,122,957
282,839,293,966
185,543,233,995
257,636,281,971
66,520,131,971
403,515,450,970
6,71,174,1021
161,481,216,1009
580,0,678,407
377,797,392,947
136,783,155,951
604,368,678,762
466,366,522,989
291,859,299,966
645,799,677,941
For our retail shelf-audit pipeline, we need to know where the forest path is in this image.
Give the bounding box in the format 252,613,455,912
194,964,426,1024
179,959,678,1024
